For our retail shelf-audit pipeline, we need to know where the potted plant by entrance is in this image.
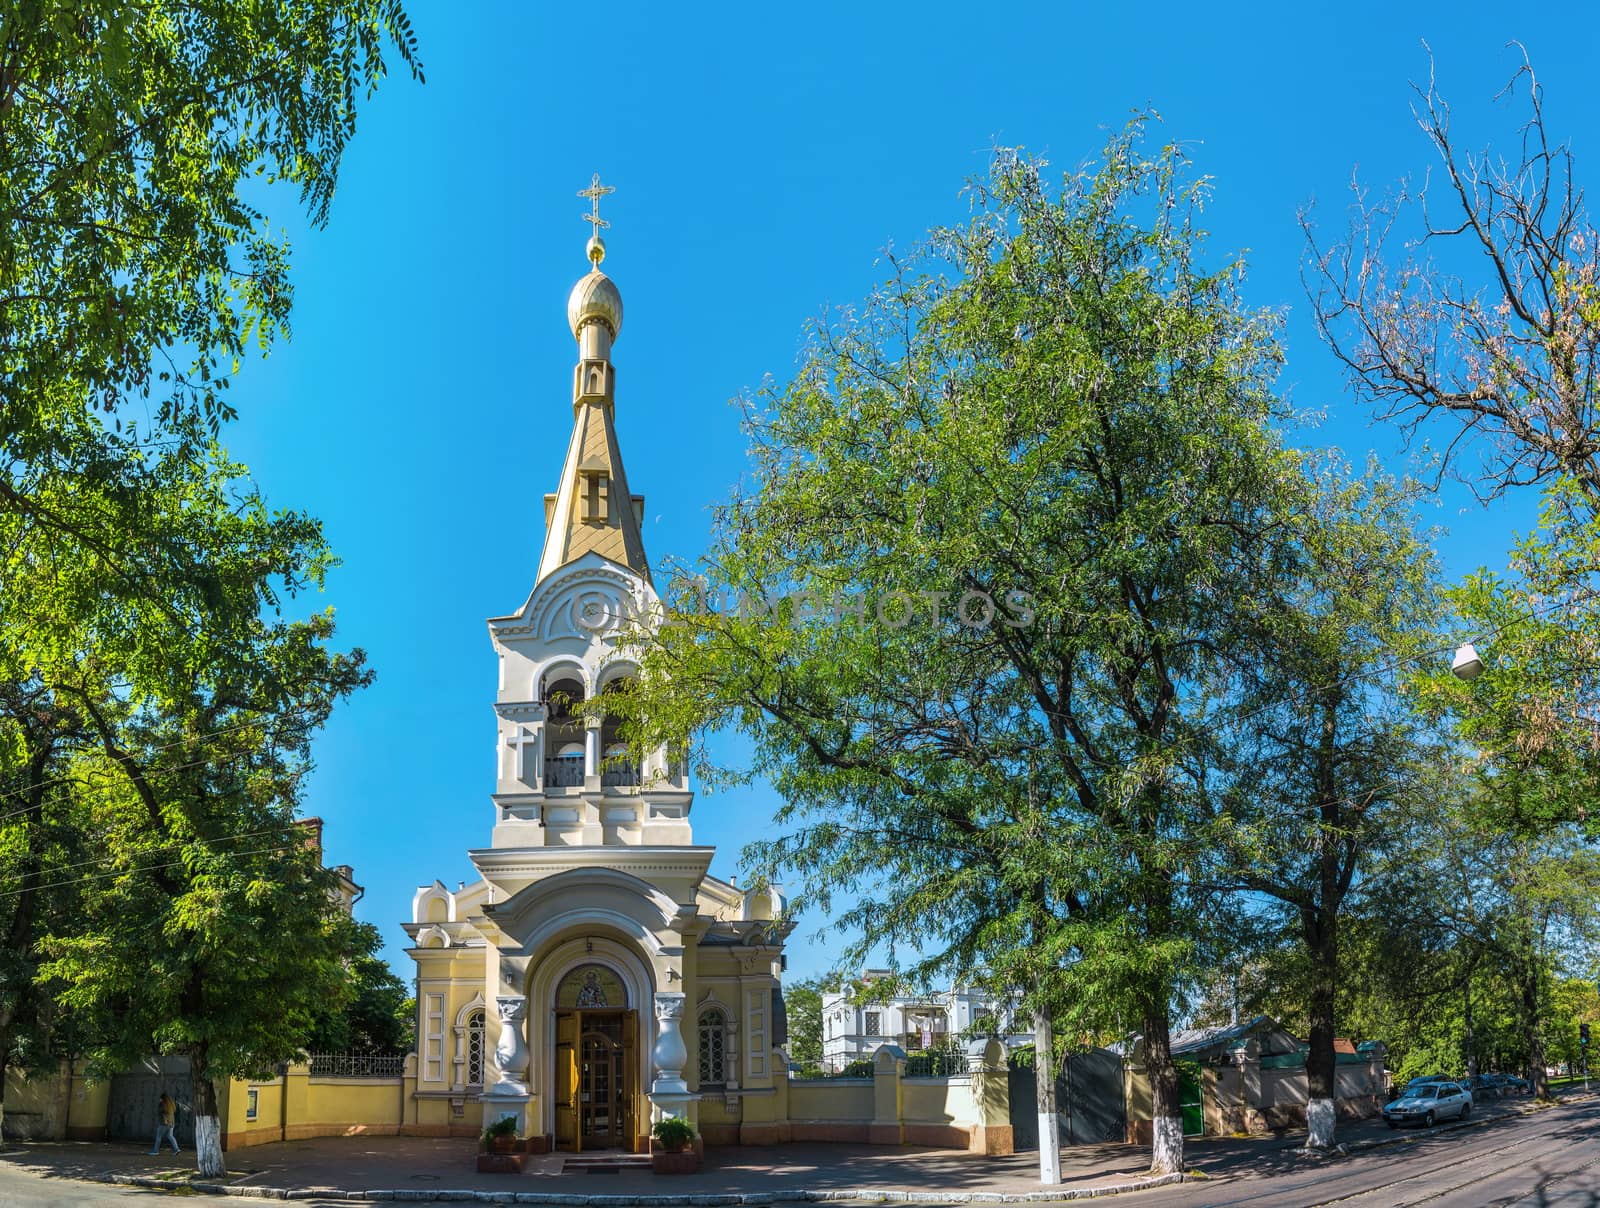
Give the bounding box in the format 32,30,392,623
484,1116,520,1154
650,1115,699,1174
476,1116,524,1174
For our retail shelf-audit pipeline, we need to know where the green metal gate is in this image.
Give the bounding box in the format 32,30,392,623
1178,1068,1204,1137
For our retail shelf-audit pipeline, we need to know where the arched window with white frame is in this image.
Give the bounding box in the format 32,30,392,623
698,1008,728,1086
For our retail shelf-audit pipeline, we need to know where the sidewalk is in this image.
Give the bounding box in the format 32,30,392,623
0,1136,1179,1202
0,1090,1578,1204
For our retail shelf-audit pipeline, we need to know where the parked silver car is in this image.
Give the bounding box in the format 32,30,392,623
1382,1081,1472,1128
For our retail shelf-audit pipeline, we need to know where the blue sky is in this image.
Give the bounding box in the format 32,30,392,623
218,2,1598,982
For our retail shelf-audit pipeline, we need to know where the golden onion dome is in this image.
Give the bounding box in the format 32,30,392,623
566,235,623,340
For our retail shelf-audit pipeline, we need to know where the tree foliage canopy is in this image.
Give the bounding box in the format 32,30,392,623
607,123,1319,1173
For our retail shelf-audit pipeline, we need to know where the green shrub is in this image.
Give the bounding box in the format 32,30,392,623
839,1058,875,1078
482,1116,518,1142
652,1115,696,1151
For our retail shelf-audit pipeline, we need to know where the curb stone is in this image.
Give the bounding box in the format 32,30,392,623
94,1172,1187,1204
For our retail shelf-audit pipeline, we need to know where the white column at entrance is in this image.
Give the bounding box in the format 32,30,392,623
481,993,532,1139
648,992,691,1121
490,995,529,1094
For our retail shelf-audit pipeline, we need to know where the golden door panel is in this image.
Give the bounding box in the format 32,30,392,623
554,1011,579,1149
622,1009,638,1150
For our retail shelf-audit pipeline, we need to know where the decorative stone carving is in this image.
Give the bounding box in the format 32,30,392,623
491,995,529,1093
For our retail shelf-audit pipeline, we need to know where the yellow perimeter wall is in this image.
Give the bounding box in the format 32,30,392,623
3,1057,474,1150
222,1056,479,1149
0,1062,109,1141
7,1051,1013,1155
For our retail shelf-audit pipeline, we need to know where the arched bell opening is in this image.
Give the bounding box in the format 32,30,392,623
542,673,587,787
598,676,640,788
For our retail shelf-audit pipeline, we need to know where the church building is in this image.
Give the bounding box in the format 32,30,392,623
402,189,792,1154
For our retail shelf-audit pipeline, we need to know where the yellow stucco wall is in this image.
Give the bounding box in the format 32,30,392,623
787,1079,875,1122
1,1062,110,1141
903,1076,974,1124
305,1078,408,1126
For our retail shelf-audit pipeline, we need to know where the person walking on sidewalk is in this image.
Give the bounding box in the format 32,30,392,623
148,1091,180,1156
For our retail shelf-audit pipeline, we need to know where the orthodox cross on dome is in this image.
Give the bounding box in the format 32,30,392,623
578,173,614,235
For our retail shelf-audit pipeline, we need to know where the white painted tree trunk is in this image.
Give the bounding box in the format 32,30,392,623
1305,1096,1336,1150
194,1114,223,1177
1033,1006,1060,1185
1151,1115,1183,1175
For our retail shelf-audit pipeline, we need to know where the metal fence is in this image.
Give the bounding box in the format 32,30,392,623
905,1048,967,1077
307,1051,407,1078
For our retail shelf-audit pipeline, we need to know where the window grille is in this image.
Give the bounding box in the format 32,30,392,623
698,1009,727,1085
864,1012,881,1037
466,1009,486,1086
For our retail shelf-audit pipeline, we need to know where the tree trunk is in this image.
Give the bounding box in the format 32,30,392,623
1144,1004,1183,1175
1302,907,1338,1150
1302,691,1343,1151
190,1049,225,1177
1032,999,1061,1186
1521,971,1548,1099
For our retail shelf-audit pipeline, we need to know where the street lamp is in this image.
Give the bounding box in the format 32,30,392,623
1451,643,1484,681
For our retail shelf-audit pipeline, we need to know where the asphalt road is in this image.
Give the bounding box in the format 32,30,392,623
0,1097,1594,1207
0,1166,167,1207
1106,1095,1600,1208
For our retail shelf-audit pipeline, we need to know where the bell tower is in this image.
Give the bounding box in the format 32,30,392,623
404,179,791,1156
483,178,689,848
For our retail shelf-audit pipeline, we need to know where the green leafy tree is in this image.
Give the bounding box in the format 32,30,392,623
782,979,824,1071
1437,822,1600,1097
306,922,415,1054
1,441,372,1177
39,617,370,1176
608,126,1292,1179
1548,979,1600,1074
0,0,416,1168
1208,460,1442,1146
0,0,422,448
0,683,92,1133
1358,767,1600,1098
0,437,353,1148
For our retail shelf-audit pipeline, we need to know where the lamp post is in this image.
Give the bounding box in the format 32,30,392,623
1451,643,1484,681
1452,642,1484,1085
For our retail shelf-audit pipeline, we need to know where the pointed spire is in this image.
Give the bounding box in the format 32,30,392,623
537,177,650,586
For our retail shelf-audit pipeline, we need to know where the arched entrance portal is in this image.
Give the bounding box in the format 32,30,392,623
552,963,638,1151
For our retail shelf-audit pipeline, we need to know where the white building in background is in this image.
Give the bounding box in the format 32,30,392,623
819,970,1032,1072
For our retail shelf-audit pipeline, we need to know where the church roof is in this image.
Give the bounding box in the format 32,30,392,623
537,397,650,582
536,185,651,586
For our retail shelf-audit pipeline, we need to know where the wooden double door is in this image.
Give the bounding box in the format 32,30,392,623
554,1009,639,1151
